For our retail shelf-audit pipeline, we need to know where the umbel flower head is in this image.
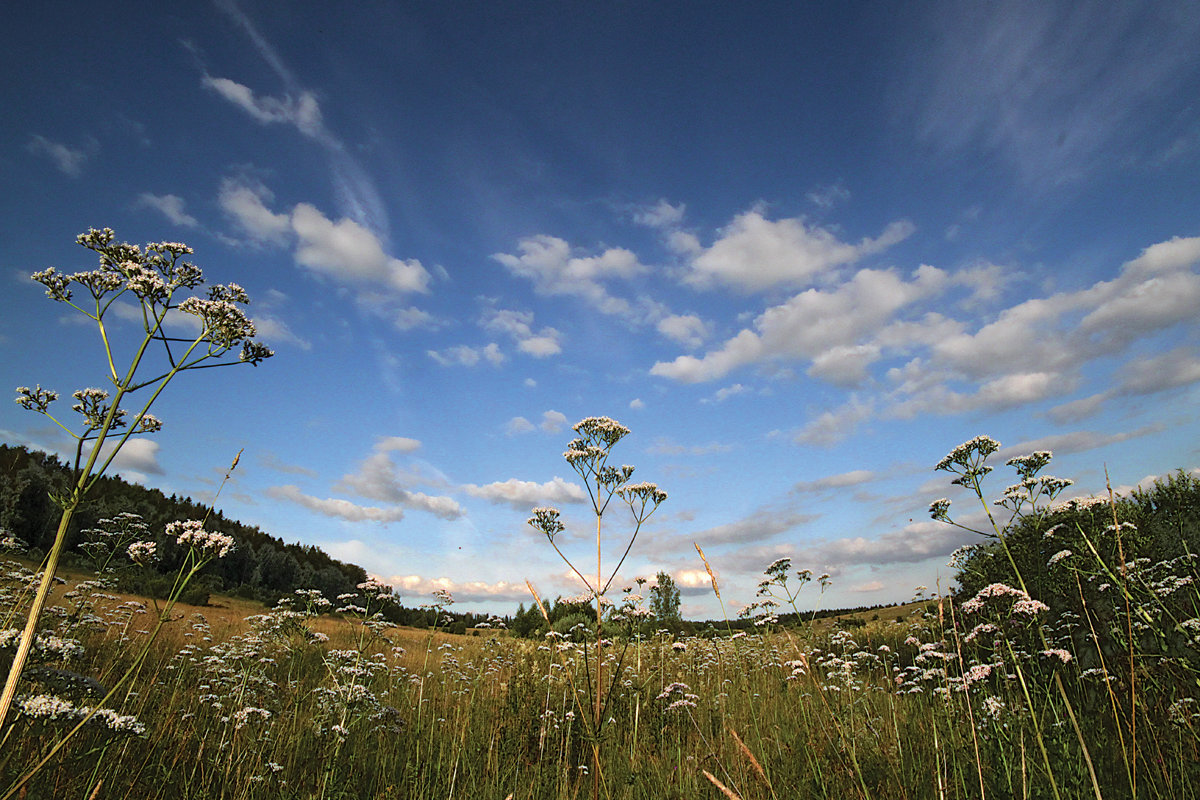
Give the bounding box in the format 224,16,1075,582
528,507,565,541
30,228,273,366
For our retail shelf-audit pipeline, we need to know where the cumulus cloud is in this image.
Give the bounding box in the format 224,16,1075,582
481,308,562,357
656,314,709,349
267,485,408,523
135,193,199,228
291,203,430,293
684,209,914,293
393,307,442,331
492,235,648,317
633,199,686,229
218,177,291,244
332,452,464,519
27,135,92,177
99,438,163,477
629,398,645,410
791,397,875,447
540,410,569,433
505,416,536,435
652,265,945,383
463,477,587,509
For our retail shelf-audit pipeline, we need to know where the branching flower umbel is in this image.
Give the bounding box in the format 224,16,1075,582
1,228,272,735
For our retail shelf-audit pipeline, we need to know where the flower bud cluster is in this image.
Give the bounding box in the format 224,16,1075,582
528,507,565,540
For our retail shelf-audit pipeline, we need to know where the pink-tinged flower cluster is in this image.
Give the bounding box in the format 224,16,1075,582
657,681,698,711
961,583,1049,617
166,520,235,559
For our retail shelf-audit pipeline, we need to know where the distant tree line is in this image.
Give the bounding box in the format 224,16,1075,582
0,443,490,631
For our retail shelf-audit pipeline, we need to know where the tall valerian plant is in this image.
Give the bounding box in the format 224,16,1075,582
526,416,665,800
0,228,272,729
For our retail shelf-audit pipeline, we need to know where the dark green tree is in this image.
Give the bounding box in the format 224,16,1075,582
649,570,681,624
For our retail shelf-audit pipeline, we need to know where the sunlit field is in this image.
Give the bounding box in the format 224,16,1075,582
3,457,1199,800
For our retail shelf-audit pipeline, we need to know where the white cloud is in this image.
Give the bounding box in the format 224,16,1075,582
995,425,1163,462
505,416,535,435
792,396,875,447
135,193,199,228
806,181,850,209
794,470,876,493
629,398,645,410
100,438,163,477
633,199,686,229
482,308,562,357
906,4,1200,188
493,235,648,317
427,343,505,367
251,313,311,350
291,203,430,294
850,580,885,593
1046,393,1108,425
1116,348,1200,396
653,266,944,383
656,314,709,349
540,410,568,433
463,476,587,509
519,333,563,358
685,209,914,292
375,436,421,453
393,307,441,331
218,178,291,244
27,135,91,177
266,485,408,523
202,76,325,139
333,452,464,519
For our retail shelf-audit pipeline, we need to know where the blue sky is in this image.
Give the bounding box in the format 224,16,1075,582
2,1,1199,617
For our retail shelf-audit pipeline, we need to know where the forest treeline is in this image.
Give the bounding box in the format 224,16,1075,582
0,443,489,632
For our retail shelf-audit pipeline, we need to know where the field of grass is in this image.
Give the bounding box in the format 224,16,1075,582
3,545,1199,800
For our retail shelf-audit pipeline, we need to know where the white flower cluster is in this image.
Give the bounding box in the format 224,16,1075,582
16,693,145,736
127,540,158,564
0,629,85,660
167,519,235,559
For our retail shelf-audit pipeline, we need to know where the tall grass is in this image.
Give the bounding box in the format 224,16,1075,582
2,437,1198,798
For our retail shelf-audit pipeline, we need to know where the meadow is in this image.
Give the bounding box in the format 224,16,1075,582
2,457,1199,800
3,231,1199,798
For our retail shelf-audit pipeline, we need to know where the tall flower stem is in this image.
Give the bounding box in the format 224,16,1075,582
2,228,271,732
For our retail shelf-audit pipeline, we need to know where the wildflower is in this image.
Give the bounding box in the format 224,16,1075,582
1048,550,1073,567
982,696,1005,719
127,541,158,564
936,435,1001,472
527,507,564,540
14,385,58,413
929,498,952,520
1041,649,1073,664
167,519,235,558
